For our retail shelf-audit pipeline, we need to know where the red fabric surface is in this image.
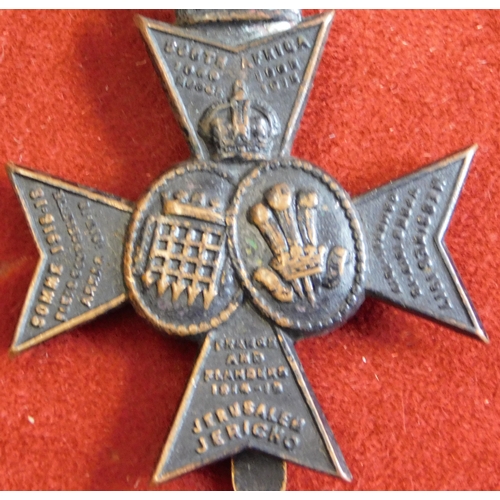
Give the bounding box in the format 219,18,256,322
1,9,499,491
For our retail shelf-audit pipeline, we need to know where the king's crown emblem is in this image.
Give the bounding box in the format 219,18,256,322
199,80,280,161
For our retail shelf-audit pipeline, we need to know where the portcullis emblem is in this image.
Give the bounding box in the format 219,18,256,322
124,163,241,336
7,9,487,491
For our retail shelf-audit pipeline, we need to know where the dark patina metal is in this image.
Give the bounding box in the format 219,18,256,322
7,9,487,491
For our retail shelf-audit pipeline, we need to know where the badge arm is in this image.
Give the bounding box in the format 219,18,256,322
6,9,489,491
354,145,487,343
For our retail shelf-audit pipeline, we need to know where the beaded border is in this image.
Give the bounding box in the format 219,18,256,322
227,158,366,332
124,161,242,337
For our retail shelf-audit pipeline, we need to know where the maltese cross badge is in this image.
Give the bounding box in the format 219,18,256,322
8,9,487,491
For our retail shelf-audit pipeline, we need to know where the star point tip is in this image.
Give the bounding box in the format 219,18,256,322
324,10,335,23
477,328,490,344
8,346,21,358
134,14,148,31
5,161,15,172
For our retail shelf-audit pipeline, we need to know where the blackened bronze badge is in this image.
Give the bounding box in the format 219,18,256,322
7,9,487,491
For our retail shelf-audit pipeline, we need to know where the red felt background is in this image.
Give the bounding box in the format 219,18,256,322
0,9,499,491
